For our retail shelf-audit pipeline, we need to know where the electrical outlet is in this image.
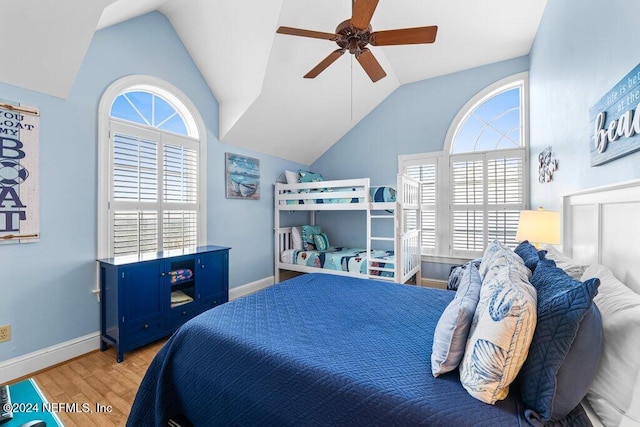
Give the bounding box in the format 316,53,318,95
0,324,11,343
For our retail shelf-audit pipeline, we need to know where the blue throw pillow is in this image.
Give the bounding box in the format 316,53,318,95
313,232,330,251
301,225,321,250
514,240,543,273
519,258,601,423
298,169,324,183
431,264,482,377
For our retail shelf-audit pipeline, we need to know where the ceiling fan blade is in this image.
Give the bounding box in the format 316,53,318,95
304,49,346,79
370,26,438,46
356,48,386,82
276,26,337,41
351,0,379,30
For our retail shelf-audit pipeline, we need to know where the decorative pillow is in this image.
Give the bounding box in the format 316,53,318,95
479,240,532,283
460,246,537,404
313,232,330,251
581,264,640,427
432,264,482,377
301,225,321,250
284,170,299,184
519,258,601,423
447,258,482,291
291,226,303,250
514,240,543,273
297,169,324,183
541,245,588,280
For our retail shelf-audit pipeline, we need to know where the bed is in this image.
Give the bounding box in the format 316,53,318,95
127,179,640,427
274,174,421,284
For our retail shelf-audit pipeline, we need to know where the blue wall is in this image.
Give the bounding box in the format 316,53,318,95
311,57,529,276
0,12,304,362
529,0,640,210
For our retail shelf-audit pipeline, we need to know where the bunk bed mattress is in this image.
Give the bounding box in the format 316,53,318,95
128,273,528,426
283,185,396,205
282,247,394,276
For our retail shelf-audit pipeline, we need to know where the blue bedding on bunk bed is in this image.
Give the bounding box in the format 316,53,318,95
290,247,394,277
127,273,528,426
285,185,396,205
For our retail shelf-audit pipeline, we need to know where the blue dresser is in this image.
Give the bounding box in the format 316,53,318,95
98,245,229,362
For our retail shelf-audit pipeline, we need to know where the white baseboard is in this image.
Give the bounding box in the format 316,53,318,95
421,277,448,289
0,332,101,384
0,276,276,383
229,276,275,300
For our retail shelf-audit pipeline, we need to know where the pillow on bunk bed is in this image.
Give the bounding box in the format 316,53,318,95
313,232,330,251
302,225,322,250
284,170,299,184
291,226,303,250
298,169,324,183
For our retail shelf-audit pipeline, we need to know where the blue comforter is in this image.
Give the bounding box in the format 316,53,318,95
128,274,528,426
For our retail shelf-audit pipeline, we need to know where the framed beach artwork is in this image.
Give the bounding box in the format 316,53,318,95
225,153,260,200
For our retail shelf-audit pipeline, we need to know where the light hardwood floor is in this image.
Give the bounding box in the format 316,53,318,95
20,339,165,426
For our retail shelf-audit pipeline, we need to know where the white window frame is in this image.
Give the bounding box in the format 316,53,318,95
97,75,207,259
399,72,529,263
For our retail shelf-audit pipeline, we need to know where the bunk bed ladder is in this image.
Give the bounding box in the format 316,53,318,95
367,207,397,282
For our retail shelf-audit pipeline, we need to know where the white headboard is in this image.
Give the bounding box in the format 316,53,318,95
562,178,640,294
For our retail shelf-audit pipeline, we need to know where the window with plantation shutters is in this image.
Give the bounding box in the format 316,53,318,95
101,81,205,258
399,73,528,260
405,160,437,254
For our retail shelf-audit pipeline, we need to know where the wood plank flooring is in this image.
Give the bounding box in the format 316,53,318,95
23,339,165,426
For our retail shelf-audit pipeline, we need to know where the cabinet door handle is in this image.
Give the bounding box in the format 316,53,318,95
143,324,149,329
160,272,166,277
201,264,205,269
182,311,187,315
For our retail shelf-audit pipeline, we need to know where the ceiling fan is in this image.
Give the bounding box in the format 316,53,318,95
276,0,438,83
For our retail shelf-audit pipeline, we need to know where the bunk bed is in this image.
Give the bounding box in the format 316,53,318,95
274,174,421,284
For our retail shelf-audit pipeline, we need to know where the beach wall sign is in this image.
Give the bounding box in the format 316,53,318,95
0,101,39,243
589,63,640,166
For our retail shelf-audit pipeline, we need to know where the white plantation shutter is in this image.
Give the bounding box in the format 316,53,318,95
405,159,437,254
109,120,200,257
450,149,525,257
451,155,484,255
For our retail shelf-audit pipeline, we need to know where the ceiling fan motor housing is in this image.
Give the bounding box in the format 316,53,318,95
336,19,372,55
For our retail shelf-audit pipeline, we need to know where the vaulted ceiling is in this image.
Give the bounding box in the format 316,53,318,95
1,0,547,164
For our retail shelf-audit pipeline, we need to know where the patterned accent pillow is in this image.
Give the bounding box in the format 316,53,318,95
298,169,324,183
519,258,601,423
301,225,321,250
460,244,537,404
432,264,482,377
313,232,330,251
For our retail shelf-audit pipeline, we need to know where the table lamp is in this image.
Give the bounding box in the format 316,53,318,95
515,208,561,248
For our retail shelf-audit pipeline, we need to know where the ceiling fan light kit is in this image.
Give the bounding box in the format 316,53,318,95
276,0,438,82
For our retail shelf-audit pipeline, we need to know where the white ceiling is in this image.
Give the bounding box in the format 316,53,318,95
3,0,547,164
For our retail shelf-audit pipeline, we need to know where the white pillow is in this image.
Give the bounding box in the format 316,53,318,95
542,245,588,280
581,264,640,427
291,226,303,250
460,242,537,404
284,170,298,184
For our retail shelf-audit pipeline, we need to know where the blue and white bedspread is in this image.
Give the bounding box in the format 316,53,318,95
291,247,394,277
127,273,531,426
284,185,396,205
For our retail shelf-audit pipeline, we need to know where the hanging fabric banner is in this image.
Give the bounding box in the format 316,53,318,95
0,100,39,244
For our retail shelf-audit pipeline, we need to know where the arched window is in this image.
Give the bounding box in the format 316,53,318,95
400,73,528,260
98,76,207,258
